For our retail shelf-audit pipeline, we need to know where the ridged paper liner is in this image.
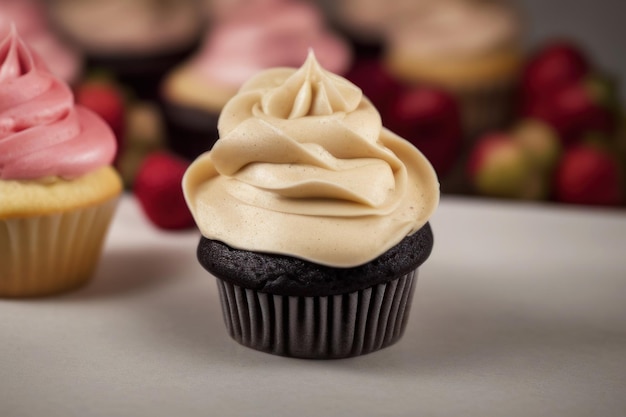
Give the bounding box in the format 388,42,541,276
0,198,119,297
216,270,417,359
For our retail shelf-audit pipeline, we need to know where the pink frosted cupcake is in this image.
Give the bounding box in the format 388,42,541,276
0,24,122,297
0,0,82,85
160,0,352,160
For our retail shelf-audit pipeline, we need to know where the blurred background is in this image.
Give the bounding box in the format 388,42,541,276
1,0,624,231
520,0,624,99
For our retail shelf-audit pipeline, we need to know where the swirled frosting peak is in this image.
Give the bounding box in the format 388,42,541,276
0,1,82,84
183,51,439,267
261,52,360,119
0,24,116,180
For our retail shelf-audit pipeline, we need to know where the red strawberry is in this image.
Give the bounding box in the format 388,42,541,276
345,58,402,114
384,86,463,176
553,144,623,206
133,151,195,230
520,40,590,103
75,78,126,158
524,81,616,144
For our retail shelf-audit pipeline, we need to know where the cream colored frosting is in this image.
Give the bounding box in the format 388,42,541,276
386,0,521,59
183,52,439,268
47,0,204,54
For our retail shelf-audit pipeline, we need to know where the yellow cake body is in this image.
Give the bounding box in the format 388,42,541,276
0,167,122,297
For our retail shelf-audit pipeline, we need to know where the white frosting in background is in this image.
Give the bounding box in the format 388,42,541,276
47,0,204,54
386,0,521,58
183,52,439,267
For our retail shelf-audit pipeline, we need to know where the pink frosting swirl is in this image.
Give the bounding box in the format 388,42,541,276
0,0,82,84
0,25,116,181
188,0,352,88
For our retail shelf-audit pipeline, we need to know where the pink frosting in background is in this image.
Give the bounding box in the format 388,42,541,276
0,0,82,84
0,25,116,181
188,0,352,89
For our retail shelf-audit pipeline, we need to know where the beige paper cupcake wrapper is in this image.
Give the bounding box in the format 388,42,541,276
216,270,417,359
0,198,119,297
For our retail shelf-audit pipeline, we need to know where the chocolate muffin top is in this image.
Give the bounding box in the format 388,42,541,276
197,222,434,297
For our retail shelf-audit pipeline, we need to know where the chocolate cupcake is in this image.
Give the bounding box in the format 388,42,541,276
182,52,439,359
198,224,433,358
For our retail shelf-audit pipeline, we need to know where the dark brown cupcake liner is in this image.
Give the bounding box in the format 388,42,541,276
160,101,220,161
457,81,516,139
215,270,417,359
81,36,203,100
439,81,517,194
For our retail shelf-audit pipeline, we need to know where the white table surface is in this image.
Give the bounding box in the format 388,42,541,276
1,194,625,417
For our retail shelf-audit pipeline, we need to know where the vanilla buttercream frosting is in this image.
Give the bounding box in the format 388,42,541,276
0,25,116,180
183,52,438,267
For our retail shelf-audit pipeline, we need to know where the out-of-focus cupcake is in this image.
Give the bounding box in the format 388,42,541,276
117,101,167,188
320,0,428,60
0,24,122,297
0,0,82,85
203,0,255,22
160,0,352,161
46,0,205,99
384,0,524,137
